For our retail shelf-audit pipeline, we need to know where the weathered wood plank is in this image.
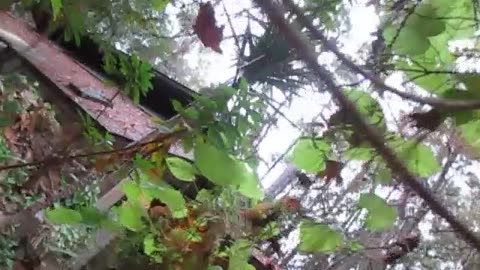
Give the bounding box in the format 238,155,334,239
0,11,157,141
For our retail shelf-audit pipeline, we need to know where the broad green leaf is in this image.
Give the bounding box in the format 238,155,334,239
143,234,157,255
228,240,255,270
238,77,248,92
194,142,254,186
143,234,165,262
144,185,187,218
397,60,452,94
122,181,141,202
298,221,343,253
166,156,196,182
358,193,396,231
196,189,213,203
460,120,480,151
383,25,430,56
406,3,445,37
344,147,374,161
345,89,385,129
456,74,480,98
45,207,82,224
78,206,107,226
290,138,329,173
397,141,440,177
50,0,62,20
2,100,21,114
238,175,265,201
374,165,393,185
113,203,144,231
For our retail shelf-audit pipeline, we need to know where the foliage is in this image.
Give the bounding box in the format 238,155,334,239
298,221,343,253
102,51,154,104
3,0,480,269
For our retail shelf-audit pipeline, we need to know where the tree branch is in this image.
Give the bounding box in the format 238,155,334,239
282,0,480,111
254,0,480,252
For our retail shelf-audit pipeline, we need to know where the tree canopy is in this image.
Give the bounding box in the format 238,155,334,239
1,0,480,269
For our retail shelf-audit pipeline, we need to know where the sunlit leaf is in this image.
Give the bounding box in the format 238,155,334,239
45,207,82,225
152,0,169,10
406,3,445,37
383,25,430,56
397,141,440,177
298,221,343,253
113,203,144,231
290,138,329,173
344,147,374,161
166,156,196,182
122,181,142,202
50,0,62,20
228,239,255,270
238,175,264,201
358,193,396,231
144,185,187,218
345,89,385,129
196,189,213,203
194,141,254,186
460,120,480,151
78,206,107,226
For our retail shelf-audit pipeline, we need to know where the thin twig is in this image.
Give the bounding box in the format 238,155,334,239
0,129,186,171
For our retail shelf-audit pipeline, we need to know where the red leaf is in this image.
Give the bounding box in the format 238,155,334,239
193,2,223,53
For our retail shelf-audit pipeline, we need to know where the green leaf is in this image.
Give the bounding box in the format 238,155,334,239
50,0,62,20
113,203,144,231
344,147,374,161
406,3,445,37
166,156,196,182
3,100,21,114
144,185,187,218
194,142,254,186
348,241,364,252
383,25,430,56
171,99,184,112
0,115,14,128
460,120,480,151
298,221,343,253
237,77,248,92
196,189,213,203
45,207,82,224
78,206,107,226
374,165,393,185
358,193,396,231
152,0,169,10
289,138,329,173
237,175,264,201
396,141,440,177
122,181,142,202
228,240,255,270
345,89,385,128
143,234,165,262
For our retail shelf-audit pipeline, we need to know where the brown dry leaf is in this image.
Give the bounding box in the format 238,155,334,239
317,160,344,184
149,205,172,219
3,126,18,149
408,109,444,131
